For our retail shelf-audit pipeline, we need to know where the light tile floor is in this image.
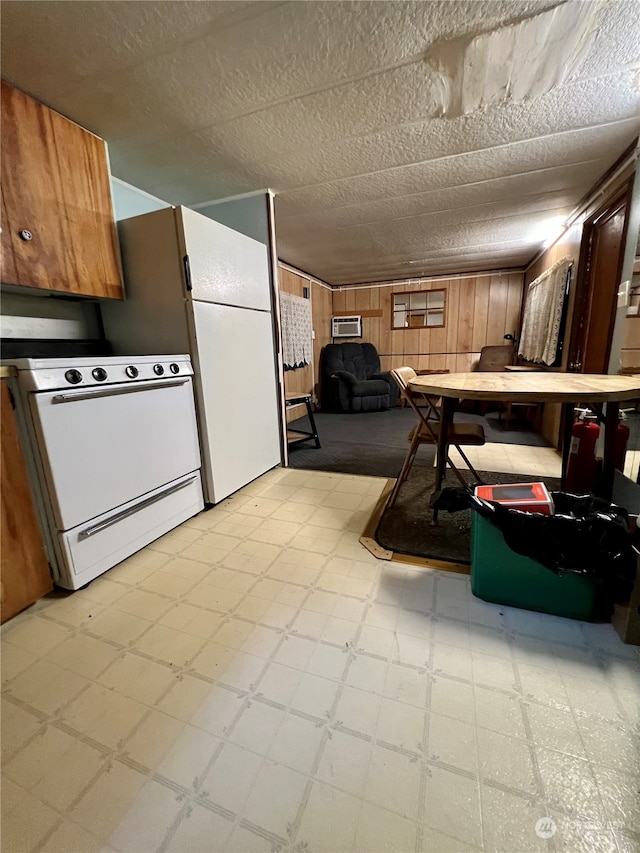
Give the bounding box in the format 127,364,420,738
2,460,639,853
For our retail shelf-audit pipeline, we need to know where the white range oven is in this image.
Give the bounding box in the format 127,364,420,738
8,354,204,590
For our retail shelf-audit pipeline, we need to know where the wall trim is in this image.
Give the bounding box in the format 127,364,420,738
333,268,524,291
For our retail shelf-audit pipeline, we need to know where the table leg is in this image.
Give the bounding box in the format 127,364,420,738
601,400,619,500
435,396,455,493
561,402,574,490
305,398,321,448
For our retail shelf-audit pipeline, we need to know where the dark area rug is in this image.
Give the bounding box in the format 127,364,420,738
288,406,550,479
375,454,561,564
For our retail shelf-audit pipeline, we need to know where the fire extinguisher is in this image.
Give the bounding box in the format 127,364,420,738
565,409,600,494
614,412,630,472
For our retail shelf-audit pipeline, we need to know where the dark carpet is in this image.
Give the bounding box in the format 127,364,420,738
288,406,550,479
375,452,561,564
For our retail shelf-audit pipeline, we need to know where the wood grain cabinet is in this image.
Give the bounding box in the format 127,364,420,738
1,80,123,299
1,379,53,623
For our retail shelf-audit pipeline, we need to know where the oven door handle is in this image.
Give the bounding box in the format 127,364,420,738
78,476,198,540
51,377,189,403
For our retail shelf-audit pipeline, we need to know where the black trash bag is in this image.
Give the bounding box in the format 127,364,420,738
430,486,636,603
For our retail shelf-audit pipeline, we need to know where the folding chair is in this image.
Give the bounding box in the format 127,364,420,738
387,367,485,509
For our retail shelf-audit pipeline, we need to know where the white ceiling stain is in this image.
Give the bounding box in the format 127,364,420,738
1,0,638,285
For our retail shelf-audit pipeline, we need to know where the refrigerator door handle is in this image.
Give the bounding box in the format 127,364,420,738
183,254,193,291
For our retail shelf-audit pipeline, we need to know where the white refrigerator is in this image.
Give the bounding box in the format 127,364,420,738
102,205,283,504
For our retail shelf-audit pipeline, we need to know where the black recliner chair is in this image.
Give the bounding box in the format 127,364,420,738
321,343,399,412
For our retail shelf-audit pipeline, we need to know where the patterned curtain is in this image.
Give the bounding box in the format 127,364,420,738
280,292,313,370
518,258,572,365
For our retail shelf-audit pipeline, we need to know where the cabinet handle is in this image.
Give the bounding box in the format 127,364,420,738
18,229,33,241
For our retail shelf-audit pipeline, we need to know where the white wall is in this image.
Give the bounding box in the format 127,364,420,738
110,177,171,220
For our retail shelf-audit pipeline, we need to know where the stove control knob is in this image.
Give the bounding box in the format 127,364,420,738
92,368,107,382
153,364,165,376
65,369,83,385
169,363,180,374
125,366,138,378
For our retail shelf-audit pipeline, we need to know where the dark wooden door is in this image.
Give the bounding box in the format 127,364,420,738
568,185,631,374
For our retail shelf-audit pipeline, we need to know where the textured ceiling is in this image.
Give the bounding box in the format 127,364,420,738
2,0,639,285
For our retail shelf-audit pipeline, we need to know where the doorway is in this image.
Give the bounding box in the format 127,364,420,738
567,183,632,374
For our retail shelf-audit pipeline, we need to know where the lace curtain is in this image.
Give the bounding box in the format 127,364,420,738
518,258,572,365
280,291,312,370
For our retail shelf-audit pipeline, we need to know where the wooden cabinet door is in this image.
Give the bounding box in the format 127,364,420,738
1,381,53,623
1,80,123,299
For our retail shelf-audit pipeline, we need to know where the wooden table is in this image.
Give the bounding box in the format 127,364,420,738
285,392,321,448
408,372,640,499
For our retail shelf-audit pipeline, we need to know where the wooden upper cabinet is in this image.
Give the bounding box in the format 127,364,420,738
1,80,123,299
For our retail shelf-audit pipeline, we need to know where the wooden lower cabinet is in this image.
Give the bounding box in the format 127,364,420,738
1,380,52,623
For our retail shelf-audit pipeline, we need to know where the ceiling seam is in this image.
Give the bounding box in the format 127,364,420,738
261,117,640,199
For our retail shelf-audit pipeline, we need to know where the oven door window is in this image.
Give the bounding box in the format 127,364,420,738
29,378,201,530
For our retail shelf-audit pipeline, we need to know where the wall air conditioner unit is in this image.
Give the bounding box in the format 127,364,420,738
332,315,362,338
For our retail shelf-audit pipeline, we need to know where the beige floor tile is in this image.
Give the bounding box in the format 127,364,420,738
157,724,221,789
2,615,73,657
296,781,360,852
430,677,476,726
98,652,178,705
45,634,121,679
85,608,152,645
335,684,382,738
69,761,149,841
2,466,638,853
477,728,538,794
480,785,549,853
290,671,340,718
61,684,148,748
164,803,233,853
107,778,185,852
40,819,105,852
428,713,478,775
255,661,303,705
138,569,200,598
268,712,325,774
190,641,237,680
121,708,185,769
376,696,426,752
229,700,285,754
224,825,275,852
354,801,419,853
1,777,61,853
1,700,43,759
222,650,268,691
364,744,423,820
135,622,206,667
422,765,482,848
8,659,89,716
1,642,39,685
242,760,308,838
317,729,372,797
201,742,263,813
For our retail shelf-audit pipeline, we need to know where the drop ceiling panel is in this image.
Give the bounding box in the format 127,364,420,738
1,0,638,284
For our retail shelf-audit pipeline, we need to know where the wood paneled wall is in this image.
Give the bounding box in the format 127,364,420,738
278,263,332,421
331,272,524,373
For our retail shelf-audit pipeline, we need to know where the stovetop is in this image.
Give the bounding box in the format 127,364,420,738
8,354,194,391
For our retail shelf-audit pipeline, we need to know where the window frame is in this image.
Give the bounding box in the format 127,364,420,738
390,288,446,330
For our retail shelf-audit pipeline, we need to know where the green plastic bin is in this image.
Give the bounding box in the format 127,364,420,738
471,514,596,620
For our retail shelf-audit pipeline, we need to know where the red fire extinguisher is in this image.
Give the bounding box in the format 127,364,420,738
614,412,630,472
565,409,600,494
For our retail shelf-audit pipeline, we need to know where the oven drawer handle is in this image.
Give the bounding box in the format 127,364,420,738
51,378,189,403
78,476,198,540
